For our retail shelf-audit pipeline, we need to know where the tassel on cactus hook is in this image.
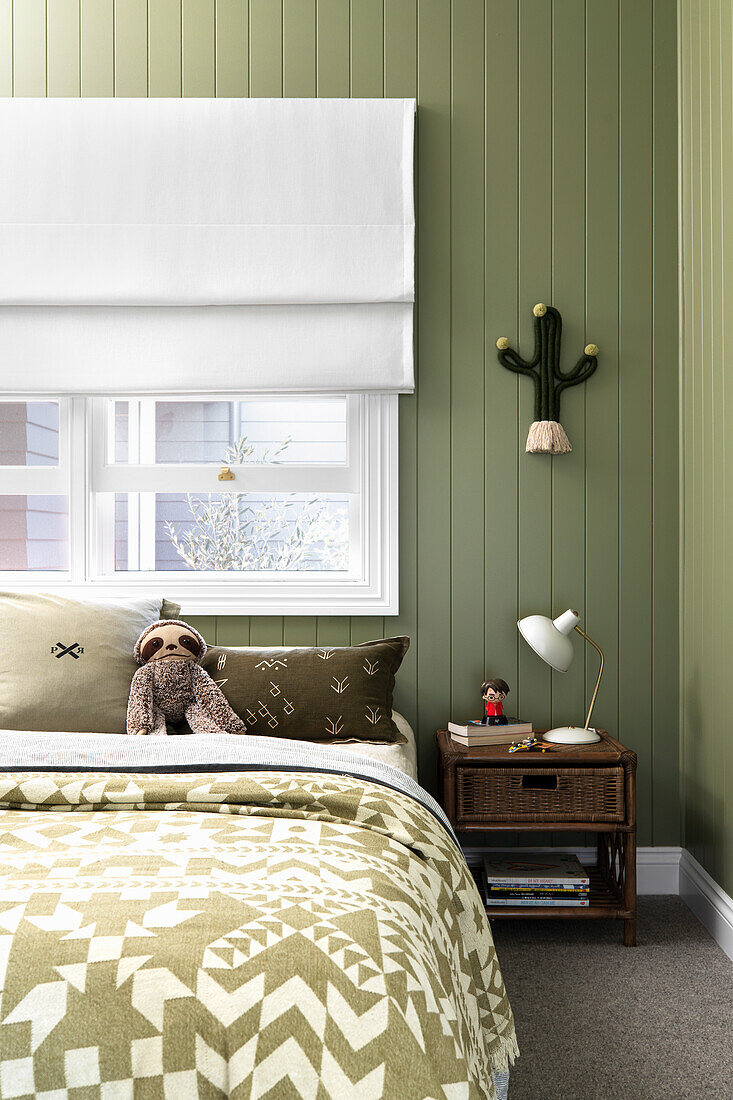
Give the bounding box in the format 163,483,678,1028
496,304,599,454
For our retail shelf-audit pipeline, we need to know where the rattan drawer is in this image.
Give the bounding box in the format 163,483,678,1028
455,765,625,824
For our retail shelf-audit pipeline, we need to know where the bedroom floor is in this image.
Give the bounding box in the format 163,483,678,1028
491,897,733,1100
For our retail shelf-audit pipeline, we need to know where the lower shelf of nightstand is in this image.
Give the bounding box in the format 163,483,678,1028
471,865,632,920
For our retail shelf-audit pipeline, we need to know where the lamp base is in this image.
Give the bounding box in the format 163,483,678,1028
543,726,601,745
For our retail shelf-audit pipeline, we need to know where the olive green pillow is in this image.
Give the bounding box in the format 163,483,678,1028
0,593,180,734
202,637,409,743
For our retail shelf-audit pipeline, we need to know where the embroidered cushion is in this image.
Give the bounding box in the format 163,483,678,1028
201,637,409,743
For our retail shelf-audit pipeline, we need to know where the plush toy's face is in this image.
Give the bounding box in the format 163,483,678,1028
139,623,203,664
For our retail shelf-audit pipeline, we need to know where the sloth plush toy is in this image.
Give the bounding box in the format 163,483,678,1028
126,619,245,736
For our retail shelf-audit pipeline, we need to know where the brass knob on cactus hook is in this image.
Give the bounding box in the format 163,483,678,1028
533,303,547,317
496,337,510,350
584,343,599,356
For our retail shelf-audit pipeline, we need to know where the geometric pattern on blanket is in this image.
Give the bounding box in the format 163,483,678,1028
0,770,517,1099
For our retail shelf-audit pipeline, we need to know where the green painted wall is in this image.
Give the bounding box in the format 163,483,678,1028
4,0,680,845
679,0,732,893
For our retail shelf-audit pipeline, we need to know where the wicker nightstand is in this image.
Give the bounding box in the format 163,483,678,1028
437,728,637,946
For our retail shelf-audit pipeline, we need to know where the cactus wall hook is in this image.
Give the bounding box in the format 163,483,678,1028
496,304,598,454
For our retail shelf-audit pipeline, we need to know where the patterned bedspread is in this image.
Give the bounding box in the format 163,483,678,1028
0,737,517,1099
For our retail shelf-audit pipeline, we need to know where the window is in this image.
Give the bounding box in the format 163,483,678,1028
0,401,69,572
0,395,398,614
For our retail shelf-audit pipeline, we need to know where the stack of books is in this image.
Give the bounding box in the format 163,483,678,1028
448,718,532,747
482,853,590,907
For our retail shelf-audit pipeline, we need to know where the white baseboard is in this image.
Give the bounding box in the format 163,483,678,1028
679,849,733,963
636,846,682,894
464,844,733,962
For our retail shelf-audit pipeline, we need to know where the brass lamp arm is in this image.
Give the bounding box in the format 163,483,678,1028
574,625,604,730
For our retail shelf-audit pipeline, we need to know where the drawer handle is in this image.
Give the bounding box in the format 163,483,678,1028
521,774,558,790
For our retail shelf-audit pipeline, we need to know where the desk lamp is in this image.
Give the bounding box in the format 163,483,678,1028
517,609,603,744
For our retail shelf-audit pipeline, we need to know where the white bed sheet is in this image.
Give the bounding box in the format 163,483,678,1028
0,712,419,781
328,711,418,780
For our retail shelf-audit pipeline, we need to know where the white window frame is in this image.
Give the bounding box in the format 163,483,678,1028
0,393,399,615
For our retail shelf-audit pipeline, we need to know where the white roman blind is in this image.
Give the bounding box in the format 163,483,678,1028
0,97,415,394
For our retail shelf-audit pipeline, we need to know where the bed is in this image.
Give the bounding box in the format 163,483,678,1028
330,710,419,780
0,722,516,1099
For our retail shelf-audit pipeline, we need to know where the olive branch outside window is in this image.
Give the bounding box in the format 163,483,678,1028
164,435,349,573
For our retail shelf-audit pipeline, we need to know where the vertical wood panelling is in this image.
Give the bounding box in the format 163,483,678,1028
680,0,689,852
696,1,712,875
187,615,217,644
10,1,679,839
720,0,733,897
585,0,620,743
681,0,733,894
682,0,696,865
483,1,519,710
619,0,654,844
48,0,80,96
316,0,348,97
250,0,282,96
691,0,706,875
182,0,215,96
683,0,703,869
450,0,485,722
81,0,114,96
283,618,318,646
707,2,724,884
316,618,351,646
651,0,680,846
350,0,382,97
148,0,181,96
115,0,147,96
705,0,718,877
250,617,285,646
13,0,46,95
415,0,452,792
517,0,553,725
216,0,248,97
283,0,315,97
349,619,384,645
692,3,706,867
550,0,586,728
679,0,693,856
547,0,587,850
216,617,251,646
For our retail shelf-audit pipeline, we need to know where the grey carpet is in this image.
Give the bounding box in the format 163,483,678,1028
491,897,733,1100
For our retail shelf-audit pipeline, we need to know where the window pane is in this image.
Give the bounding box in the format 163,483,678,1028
112,492,349,573
0,495,68,570
0,402,59,466
113,398,347,466
233,399,347,464
113,401,129,463
156,401,236,464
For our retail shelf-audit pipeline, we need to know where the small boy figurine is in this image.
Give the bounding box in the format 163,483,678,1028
481,678,510,725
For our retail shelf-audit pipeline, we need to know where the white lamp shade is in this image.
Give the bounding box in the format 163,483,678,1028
516,609,580,673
